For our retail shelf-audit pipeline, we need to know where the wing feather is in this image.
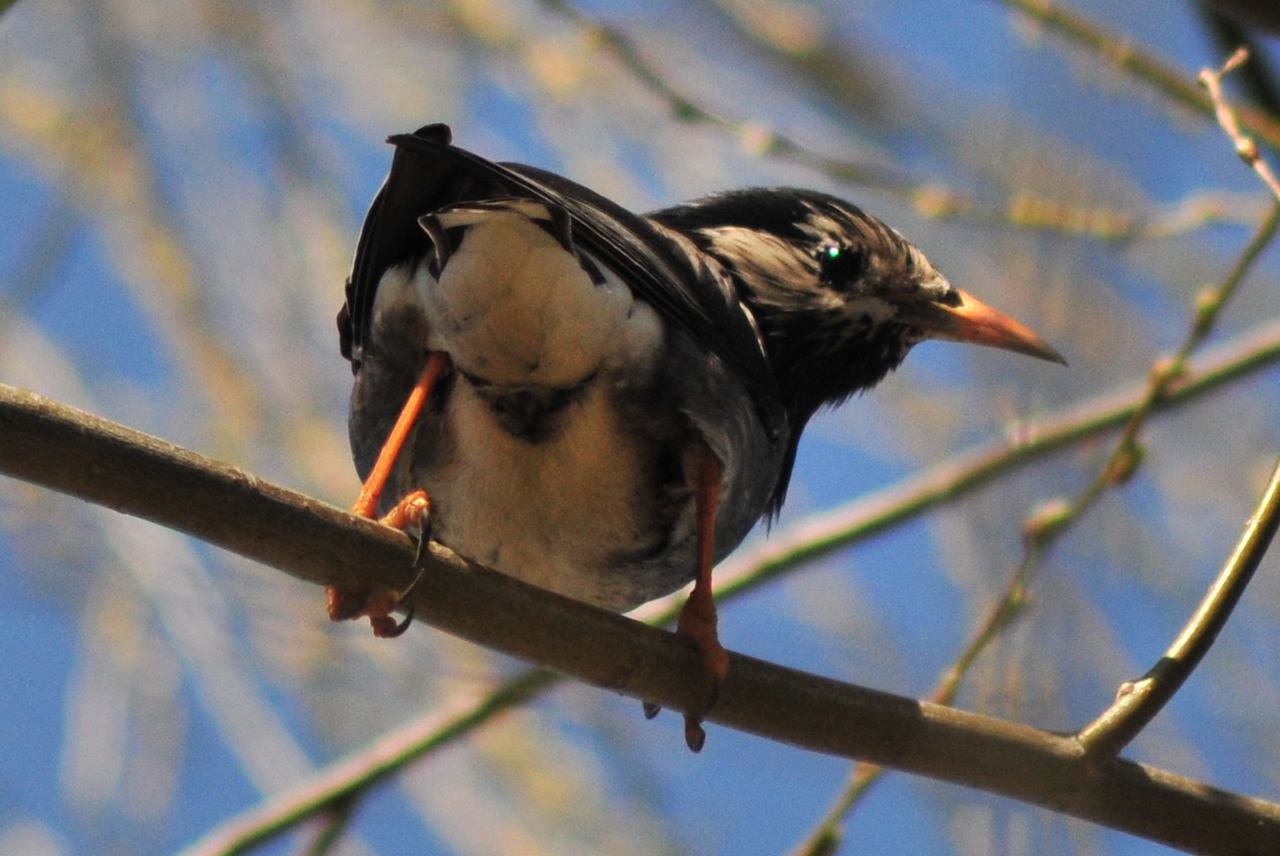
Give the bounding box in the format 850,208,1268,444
339,123,785,442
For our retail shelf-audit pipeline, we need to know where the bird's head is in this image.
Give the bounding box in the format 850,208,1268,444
650,188,1063,429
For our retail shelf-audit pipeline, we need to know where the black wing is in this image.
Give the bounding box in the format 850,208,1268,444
338,123,786,442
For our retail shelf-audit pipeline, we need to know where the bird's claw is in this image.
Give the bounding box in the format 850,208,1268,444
673,589,729,753
636,609,727,753
683,715,707,753
329,491,433,637
378,490,432,536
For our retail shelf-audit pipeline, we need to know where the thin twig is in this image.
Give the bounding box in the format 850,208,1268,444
1137,190,1270,238
1200,48,1280,201
537,0,940,200
1077,447,1280,758
1008,201,1279,643
172,313,1280,856
786,759,881,856
978,199,1280,741
179,671,554,856
996,0,1280,151
1072,50,1280,762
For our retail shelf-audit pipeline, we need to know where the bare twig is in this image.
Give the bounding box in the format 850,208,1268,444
786,759,881,856
178,671,554,856
943,198,1279,760
1077,447,1280,758
996,197,1279,678
1200,48,1280,201
1137,190,1270,238
1071,50,1280,762
536,0,930,201
996,0,1280,151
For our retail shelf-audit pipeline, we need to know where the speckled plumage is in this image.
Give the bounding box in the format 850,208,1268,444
338,123,1062,615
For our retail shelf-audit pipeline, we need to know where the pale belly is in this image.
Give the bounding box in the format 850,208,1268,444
404,211,690,608
416,373,692,611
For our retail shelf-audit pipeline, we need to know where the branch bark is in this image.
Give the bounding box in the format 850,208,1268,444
2,382,1280,854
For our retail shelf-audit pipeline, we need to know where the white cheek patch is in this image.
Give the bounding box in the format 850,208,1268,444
843,295,897,326
916,274,953,303
416,211,638,387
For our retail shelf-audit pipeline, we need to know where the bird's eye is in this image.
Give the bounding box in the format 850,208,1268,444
818,244,867,285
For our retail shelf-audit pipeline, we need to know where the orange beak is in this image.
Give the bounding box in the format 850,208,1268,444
898,288,1066,365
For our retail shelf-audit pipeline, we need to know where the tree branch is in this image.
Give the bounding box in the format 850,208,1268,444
3,384,1280,854
1072,50,1280,761
174,311,1280,856
177,670,555,856
1200,48,1280,201
1077,444,1280,758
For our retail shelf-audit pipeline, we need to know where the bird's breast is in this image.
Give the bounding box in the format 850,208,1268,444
418,210,652,388
383,205,688,608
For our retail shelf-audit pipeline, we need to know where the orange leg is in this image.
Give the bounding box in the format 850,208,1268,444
675,443,728,752
328,351,450,636
350,351,450,518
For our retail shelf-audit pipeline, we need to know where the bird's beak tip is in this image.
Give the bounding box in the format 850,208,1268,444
1043,346,1069,367
1004,337,1068,366
909,288,1067,367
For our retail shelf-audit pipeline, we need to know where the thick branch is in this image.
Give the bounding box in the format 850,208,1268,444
2,383,1280,854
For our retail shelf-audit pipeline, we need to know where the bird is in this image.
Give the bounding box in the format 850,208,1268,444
329,123,1064,750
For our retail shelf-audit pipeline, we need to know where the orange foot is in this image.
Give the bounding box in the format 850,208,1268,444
328,490,432,637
